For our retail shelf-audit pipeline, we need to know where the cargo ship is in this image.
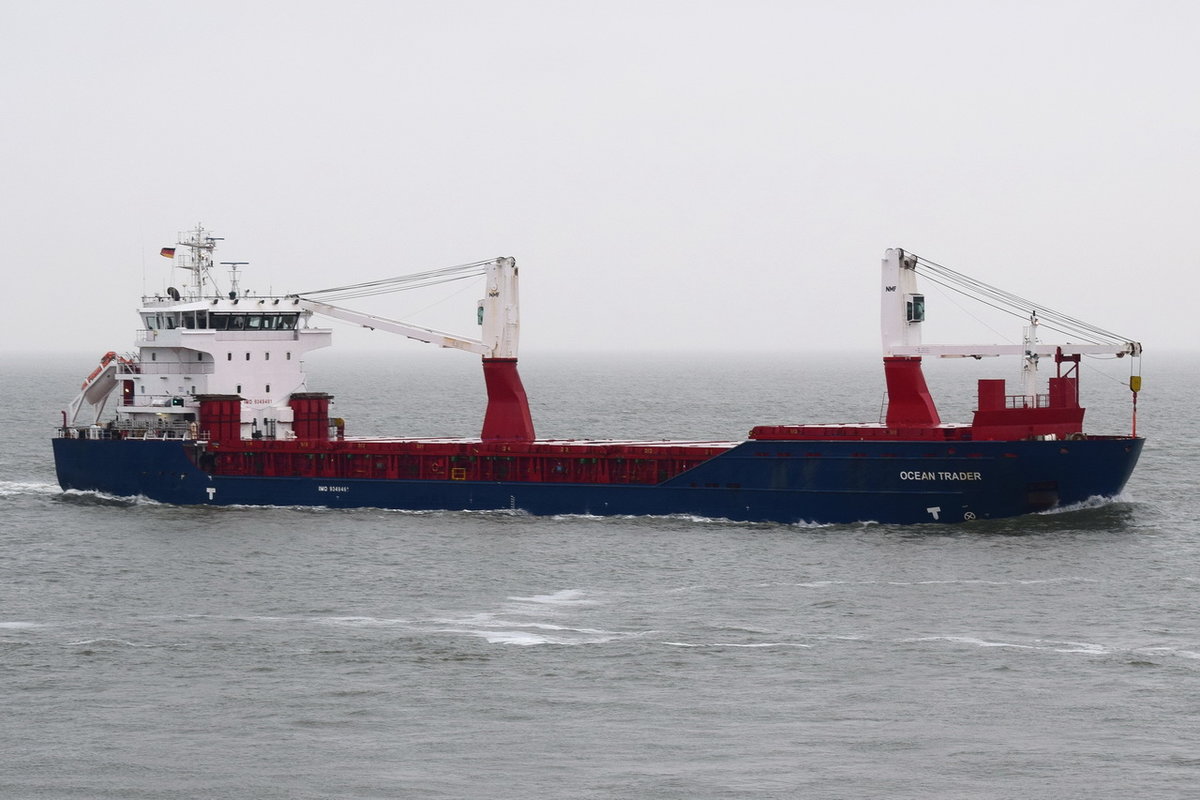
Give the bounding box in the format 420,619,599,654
53,227,1144,524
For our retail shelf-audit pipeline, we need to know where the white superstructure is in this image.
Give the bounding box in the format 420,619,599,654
65,225,528,441
68,225,332,439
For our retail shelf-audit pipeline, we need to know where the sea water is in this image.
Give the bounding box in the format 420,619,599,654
2,350,1198,799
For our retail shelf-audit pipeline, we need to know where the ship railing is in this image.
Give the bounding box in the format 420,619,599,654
138,329,303,343
135,362,216,376
1004,394,1050,409
58,419,207,442
212,330,301,342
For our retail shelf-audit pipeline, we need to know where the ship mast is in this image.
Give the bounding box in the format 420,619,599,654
1021,312,1040,402
174,224,223,299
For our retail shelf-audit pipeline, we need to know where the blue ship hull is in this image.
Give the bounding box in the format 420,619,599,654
52,436,1144,524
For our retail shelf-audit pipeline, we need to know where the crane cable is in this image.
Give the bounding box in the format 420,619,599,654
291,259,493,302
910,253,1134,346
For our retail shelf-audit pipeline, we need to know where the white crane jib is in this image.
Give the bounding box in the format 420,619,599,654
290,257,520,358
878,247,1142,418
290,256,535,440
880,248,1141,362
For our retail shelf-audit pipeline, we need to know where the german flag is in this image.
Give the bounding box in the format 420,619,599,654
160,247,176,258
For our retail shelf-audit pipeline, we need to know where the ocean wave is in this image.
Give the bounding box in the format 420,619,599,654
432,619,640,646
911,635,1037,649
0,481,62,498
905,635,1200,663
1134,646,1200,661
56,488,159,507
428,589,639,646
1043,640,1108,654
786,576,1100,589
316,616,412,627
506,589,596,607
64,637,158,649
548,511,833,528
903,577,1100,586
1038,494,1128,516
661,641,812,649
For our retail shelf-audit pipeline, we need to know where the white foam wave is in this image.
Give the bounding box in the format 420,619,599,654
0,621,41,629
65,638,156,648
59,488,163,505
318,616,411,627
907,636,1200,663
1037,494,1127,515
430,589,635,646
434,620,636,646
506,589,595,607
548,511,833,528
913,635,1036,649
903,577,1098,587
906,579,1011,586
661,641,811,649
1135,646,1200,661
1014,577,1101,585
0,481,61,498
1048,641,1108,654
479,630,551,645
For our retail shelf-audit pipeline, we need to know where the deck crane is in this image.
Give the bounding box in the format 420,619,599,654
290,257,535,441
879,248,1142,432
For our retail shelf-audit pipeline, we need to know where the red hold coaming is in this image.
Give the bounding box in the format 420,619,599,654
197,394,242,444
290,392,334,441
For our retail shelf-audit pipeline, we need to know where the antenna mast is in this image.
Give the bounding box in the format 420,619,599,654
176,224,223,299
221,261,249,298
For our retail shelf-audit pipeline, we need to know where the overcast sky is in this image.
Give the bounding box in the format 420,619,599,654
2,1,1196,359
